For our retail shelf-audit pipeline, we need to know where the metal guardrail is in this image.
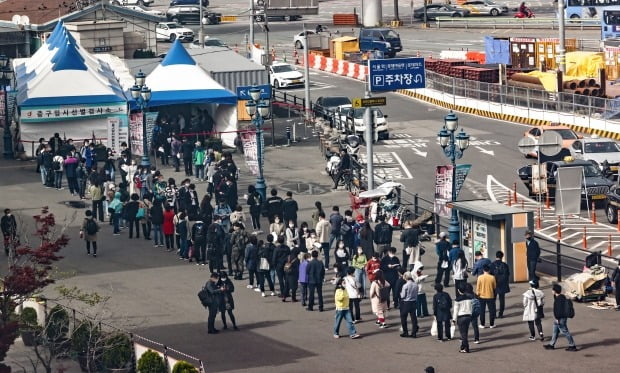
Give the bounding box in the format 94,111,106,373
435,16,600,30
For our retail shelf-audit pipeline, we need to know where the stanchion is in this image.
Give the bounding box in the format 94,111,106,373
617,210,620,232
507,190,512,206
608,234,612,257
536,208,542,229
286,126,291,146
521,200,525,210
582,226,587,249
545,192,550,209
591,202,597,224
557,216,562,240
513,182,518,204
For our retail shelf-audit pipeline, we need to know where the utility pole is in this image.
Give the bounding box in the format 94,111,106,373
558,0,566,73
364,89,374,190
199,2,204,49
303,24,311,122
249,0,255,58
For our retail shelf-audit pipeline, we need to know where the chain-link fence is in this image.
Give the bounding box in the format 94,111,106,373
425,70,620,131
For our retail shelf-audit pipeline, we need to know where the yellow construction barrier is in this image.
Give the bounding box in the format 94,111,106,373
221,15,238,22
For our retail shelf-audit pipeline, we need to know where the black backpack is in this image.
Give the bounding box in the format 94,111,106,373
378,283,390,303
52,160,61,171
437,293,450,311
85,219,98,235
198,286,212,307
194,223,206,239
377,223,391,243
492,262,508,282
565,298,575,318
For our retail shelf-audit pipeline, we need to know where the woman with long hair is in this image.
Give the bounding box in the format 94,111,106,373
453,251,469,294
369,269,390,328
359,221,375,259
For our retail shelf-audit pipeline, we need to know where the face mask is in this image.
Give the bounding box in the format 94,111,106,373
275,219,280,223
339,243,345,248
358,250,363,255
289,224,294,228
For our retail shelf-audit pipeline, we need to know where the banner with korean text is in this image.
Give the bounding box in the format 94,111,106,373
240,132,259,176
20,102,127,123
434,164,472,217
129,112,158,156
107,117,129,156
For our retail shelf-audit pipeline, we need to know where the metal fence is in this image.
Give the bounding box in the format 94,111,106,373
425,70,620,131
434,16,600,30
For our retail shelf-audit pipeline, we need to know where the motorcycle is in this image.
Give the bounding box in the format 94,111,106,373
325,150,341,177
514,7,535,18
343,134,361,161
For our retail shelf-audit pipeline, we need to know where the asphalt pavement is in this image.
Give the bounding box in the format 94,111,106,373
2,124,620,372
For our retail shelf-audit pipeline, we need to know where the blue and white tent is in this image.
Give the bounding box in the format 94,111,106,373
136,40,237,108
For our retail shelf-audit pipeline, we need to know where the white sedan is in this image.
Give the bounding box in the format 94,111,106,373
293,30,315,49
456,0,509,16
269,62,305,89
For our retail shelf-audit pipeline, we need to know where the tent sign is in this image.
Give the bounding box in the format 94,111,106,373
236,84,271,100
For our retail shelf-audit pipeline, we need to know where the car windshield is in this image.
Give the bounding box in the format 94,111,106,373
323,97,351,107
551,129,578,140
352,108,383,119
582,163,603,177
166,24,180,28
272,65,295,73
381,30,399,39
584,141,620,153
205,39,225,46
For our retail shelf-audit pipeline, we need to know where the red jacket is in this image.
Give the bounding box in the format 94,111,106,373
163,210,176,235
366,259,381,282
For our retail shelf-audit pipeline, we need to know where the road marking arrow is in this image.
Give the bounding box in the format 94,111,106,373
412,147,428,158
475,146,495,156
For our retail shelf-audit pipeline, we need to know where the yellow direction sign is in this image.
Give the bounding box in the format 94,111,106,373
352,97,387,108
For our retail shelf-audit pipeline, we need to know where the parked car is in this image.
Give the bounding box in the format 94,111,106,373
166,5,221,25
269,62,305,89
413,4,470,20
155,22,194,42
254,9,302,22
293,30,315,49
359,28,402,58
190,37,229,49
111,0,154,6
170,0,208,6
314,96,352,122
122,4,165,16
455,0,508,16
604,185,620,222
518,158,614,204
569,137,620,173
345,108,389,142
522,124,581,158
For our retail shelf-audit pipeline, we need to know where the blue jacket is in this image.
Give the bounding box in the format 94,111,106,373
245,243,258,271
298,259,309,283
449,247,464,263
471,257,492,276
108,192,123,213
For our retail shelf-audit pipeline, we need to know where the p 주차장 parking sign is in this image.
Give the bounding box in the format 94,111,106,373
368,57,425,93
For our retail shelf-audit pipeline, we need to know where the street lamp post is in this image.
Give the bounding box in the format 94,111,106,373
130,71,152,168
1,54,14,159
437,111,470,245
245,86,270,201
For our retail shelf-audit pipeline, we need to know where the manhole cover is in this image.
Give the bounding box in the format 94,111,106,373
279,182,328,195
61,201,87,209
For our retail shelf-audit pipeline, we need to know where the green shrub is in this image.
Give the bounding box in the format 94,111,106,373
71,321,100,355
137,349,166,373
45,305,69,342
102,333,132,369
19,307,39,330
172,360,198,373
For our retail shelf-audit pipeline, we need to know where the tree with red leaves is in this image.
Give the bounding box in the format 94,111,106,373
0,207,66,373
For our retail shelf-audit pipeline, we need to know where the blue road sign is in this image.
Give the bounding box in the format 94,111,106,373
368,57,425,92
236,84,272,100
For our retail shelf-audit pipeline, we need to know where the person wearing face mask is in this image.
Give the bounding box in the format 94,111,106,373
298,222,309,252
121,160,138,196
272,235,291,297
285,220,299,249
269,215,285,238
334,240,350,278
176,178,191,213
282,191,299,226
306,230,318,253
1,209,17,256
525,230,540,282
184,184,200,221
264,188,284,224
117,153,129,186
246,185,263,233
214,199,232,232
381,247,401,309
217,273,239,331
351,246,368,297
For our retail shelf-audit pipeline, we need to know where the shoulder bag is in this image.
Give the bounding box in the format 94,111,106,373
532,289,544,319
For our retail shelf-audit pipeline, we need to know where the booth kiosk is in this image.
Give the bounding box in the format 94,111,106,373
452,200,533,283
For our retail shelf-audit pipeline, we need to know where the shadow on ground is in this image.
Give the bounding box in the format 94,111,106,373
134,320,316,371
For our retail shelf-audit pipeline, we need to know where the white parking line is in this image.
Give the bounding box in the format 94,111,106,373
391,152,413,180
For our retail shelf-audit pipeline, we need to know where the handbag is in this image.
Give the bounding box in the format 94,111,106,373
430,318,438,337
188,245,194,259
259,257,270,271
107,207,115,214
441,260,449,269
136,207,145,220
450,324,456,338
532,289,544,319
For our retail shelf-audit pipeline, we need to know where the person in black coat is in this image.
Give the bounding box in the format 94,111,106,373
257,238,276,295
432,283,453,341
217,273,238,330
434,232,451,287
612,259,620,311
181,138,194,177
525,230,540,282
282,191,299,226
491,251,511,318
1,209,17,256
247,185,263,232
400,221,420,269
544,284,577,351
205,273,223,334
374,215,393,255
264,188,284,224
272,236,291,296
282,252,300,302
381,247,401,308
124,193,141,239
306,250,325,311
245,236,259,288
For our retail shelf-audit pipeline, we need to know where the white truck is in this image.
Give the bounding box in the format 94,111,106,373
253,0,318,21
111,0,154,7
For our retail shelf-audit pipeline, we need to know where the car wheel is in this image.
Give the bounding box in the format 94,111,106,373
138,0,145,6
490,9,499,16
255,15,264,22
274,80,281,89
452,13,463,17
284,15,292,22
172,17,180,24
607,204,618,223
112,0,120,5
295,40,302,49
169,34,177,42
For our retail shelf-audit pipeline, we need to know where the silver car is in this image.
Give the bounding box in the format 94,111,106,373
456,0,509,17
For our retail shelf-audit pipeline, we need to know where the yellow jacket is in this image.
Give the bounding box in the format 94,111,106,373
335,288,350,310
476,273,497,299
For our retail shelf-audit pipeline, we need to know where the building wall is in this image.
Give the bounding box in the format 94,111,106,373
66,21,126,58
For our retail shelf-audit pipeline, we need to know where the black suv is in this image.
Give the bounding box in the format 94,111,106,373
166,5,221,25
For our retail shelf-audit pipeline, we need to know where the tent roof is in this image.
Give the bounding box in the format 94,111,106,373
136,40,236,108
16,22,127,107
187,48,265,73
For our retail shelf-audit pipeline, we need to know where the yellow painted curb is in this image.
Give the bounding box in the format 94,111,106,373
221,15,238,22
396,89,620,140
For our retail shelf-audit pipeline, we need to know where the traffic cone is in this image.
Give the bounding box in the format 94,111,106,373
271,47,276,61
416,50,420,57
293,49,299,65
283,52,287,62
